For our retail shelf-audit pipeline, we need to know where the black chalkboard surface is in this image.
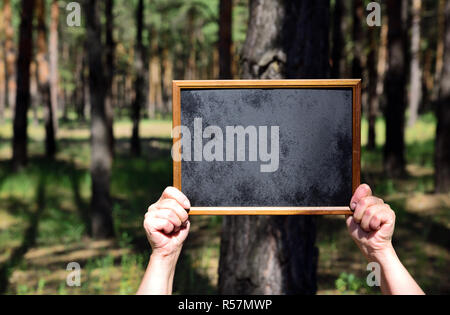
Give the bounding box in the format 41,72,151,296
172,80,361,215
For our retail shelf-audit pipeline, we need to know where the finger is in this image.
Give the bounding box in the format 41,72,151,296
360,204,381,232
154,208,182,228
353,196,383,223
159,187,191,209
375,205,396,228
174,220,190,242
345,215,352,228
350,184,372,211
157,199,189,223
368,206,394,232
369,214,381,231
149,217,175,235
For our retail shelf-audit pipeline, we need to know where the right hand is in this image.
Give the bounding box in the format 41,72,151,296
346,184,396,260
144,187,191,258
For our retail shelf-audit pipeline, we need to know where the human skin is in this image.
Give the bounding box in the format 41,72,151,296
346,184,424,295
137,184,424,295
136,187,190,295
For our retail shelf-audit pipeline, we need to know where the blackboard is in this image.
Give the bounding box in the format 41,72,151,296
172,80,361,215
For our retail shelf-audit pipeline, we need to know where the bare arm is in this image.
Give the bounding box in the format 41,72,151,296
136,187,191,295
347,184,424,295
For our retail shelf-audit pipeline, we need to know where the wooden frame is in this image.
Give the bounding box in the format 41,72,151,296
173,79,361,215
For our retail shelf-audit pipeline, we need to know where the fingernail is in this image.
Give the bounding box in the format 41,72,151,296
351,202,357,210
184,199,191,209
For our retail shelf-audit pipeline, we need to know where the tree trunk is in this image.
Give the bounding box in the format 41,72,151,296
30,60,39,126
376,18,388,110
422,47,434,109
331,0,348,79
105,0,115,157
86,0,114,238
0,7,5,123
384,0,407,177
433,0,446,102
407,0,422,127
131,0,145,156
12,0,36,170
185,9,197,80
367,26,379,150
219,0,329,294
49,0,58,133
162,46,173,111
83,44,90,120
352,0,364,79
36,0,56,158
4,0,16,115
219,0,232,79
148,29,162,119
60,42,68,121
75,47,85,121
435,0,450,193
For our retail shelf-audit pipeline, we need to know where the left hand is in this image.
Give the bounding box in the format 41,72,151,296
144,187,191,258
346,184,396,260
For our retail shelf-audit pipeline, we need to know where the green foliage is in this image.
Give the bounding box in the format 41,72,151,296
0,113,448,295
119,253,146,295
335,272,363,293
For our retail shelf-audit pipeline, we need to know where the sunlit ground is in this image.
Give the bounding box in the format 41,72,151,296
0,109,448,294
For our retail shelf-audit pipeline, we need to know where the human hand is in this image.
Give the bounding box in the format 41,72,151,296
144,187,190,258
346,184,396,261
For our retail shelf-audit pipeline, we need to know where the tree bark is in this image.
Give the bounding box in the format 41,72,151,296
407,0,422,127
4,0,16,115
435,0,450,193
219,0,232,79
433,0,446,102
12,0,36,170
131,0,145,156
0,6,5,123
30,60,39,126
75,47,84,121
331,0,348,79
384,0,407,176
49,0,58,133
60,42,68,121
105,0,115,157
352,0,364,79
36,0,56,158
162,46,173,111
376,18,388,110
83,43,91,120
86,0,115,238
219,0,329,294
367,26,379,151
185,8,197,80
148,29,162,119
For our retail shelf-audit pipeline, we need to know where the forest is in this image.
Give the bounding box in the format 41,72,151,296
0,0,449,294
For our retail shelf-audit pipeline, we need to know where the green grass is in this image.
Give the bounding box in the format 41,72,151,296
0,109,448,295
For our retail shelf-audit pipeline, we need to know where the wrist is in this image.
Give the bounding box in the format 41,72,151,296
150,248,182,272
367,243,396,264
151,247,182,261
138,249,181,295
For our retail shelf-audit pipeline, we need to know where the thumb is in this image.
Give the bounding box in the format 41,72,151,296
345,215,353,228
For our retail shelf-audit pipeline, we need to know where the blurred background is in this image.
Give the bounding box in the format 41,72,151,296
0,0,449,295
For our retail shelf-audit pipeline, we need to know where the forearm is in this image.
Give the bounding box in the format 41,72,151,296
136,252,180,295
370,246,424,295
